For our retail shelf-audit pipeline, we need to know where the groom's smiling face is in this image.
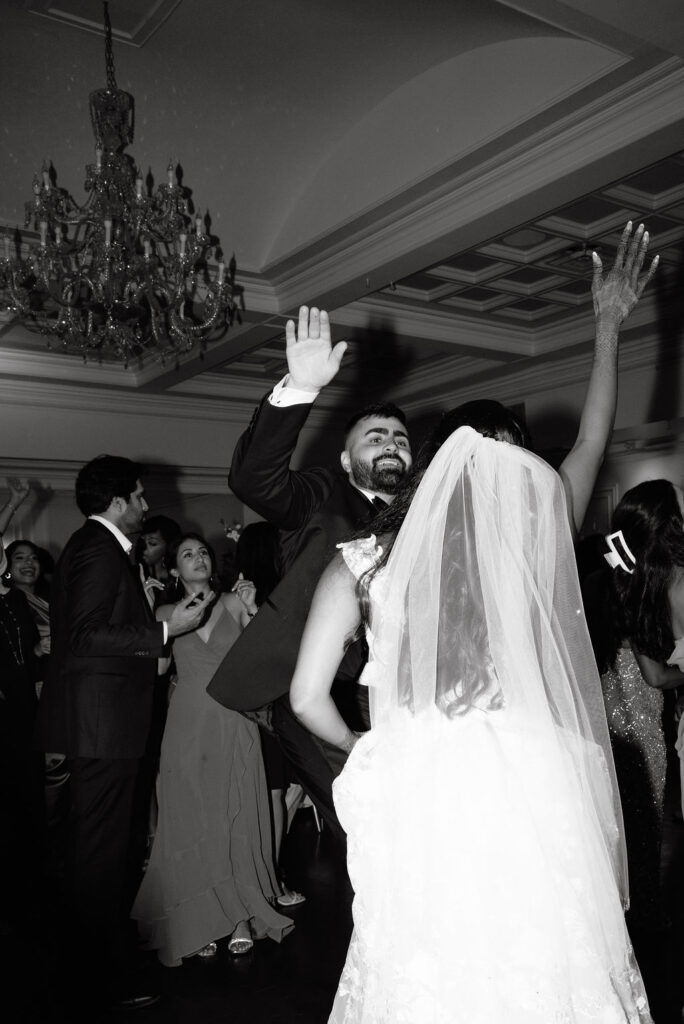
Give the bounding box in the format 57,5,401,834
341,416,412,495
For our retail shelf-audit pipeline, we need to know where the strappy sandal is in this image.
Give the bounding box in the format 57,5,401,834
228,922,253,955
276,889,306,907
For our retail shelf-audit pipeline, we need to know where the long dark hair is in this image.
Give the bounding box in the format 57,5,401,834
357,400,528,624
585,479,684,670
134,514,182,575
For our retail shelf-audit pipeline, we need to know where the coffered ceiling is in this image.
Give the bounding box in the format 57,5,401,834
3,0,684,422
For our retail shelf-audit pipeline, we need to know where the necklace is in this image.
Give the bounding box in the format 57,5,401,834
0,593,26,667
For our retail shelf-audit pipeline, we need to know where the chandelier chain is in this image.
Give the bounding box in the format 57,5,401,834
103,1,117,93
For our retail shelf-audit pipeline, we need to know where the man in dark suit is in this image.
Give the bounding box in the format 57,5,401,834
208,307,412,841
37,455,212,1012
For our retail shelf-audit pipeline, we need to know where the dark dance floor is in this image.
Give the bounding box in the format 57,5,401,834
4,794,684,1024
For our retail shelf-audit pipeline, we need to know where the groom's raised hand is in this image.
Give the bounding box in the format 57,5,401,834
285,306,348,392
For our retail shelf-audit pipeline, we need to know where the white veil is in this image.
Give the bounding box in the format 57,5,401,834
363,426,628,903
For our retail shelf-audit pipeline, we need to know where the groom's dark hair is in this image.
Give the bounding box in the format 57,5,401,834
343,402,407,442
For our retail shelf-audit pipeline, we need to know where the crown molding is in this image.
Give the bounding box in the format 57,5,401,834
0,456,236,495
0,317,675,425
0,376,249,424
332,298,535,356
26,0,182,48
0,371,355,431
394,327,682,414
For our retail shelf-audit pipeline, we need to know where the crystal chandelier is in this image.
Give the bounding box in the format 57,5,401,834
0,2,236,367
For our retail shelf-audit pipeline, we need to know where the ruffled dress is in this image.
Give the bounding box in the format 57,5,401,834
327,537,652,1024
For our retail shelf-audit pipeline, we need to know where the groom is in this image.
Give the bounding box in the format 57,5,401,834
208,308,413,841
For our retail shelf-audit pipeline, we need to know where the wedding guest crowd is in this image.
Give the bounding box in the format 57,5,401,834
1,220,683,1022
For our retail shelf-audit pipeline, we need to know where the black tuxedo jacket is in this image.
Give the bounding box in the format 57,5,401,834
207,395,375,711
37,519,167,759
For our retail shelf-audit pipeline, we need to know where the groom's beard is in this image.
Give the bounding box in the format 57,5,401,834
351,454,408,494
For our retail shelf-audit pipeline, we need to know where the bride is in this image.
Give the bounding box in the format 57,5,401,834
289,227,657,1024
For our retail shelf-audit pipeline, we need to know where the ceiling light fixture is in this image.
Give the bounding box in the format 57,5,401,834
0,1,237,367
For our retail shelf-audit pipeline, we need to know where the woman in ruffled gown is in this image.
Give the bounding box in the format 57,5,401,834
132,533,292,965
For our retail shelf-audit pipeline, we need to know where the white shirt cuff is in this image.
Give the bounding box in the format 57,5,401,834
162,622,168,644
269,374,319,407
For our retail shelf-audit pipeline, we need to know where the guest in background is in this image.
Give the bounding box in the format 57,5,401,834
135,514,182,606
36,455,211,1013
4,537,69,874
4,539,51,661
133,532,292,965
583,479,684,936
236,521,305,907
0,543,45,937
132,514,182,863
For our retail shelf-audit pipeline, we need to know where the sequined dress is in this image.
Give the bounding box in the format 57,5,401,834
601,646,666,931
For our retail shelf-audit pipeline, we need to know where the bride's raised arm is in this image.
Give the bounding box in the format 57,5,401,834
559,221,657,536
290,551,363,752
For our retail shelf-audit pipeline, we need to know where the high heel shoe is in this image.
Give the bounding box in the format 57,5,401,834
228,921,253,955
193,941,217,959
276,887,306,907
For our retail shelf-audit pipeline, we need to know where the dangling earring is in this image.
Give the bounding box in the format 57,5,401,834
170,572,183,601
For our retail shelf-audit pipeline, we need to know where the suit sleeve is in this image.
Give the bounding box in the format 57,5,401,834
229,393,336,530
65,533,166,659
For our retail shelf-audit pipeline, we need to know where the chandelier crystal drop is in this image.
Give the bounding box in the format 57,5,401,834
0,2,237,367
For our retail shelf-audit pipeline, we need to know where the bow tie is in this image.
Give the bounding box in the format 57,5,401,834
371,496,389,512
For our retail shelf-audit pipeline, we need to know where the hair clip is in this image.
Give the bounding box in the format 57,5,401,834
604,530,636,574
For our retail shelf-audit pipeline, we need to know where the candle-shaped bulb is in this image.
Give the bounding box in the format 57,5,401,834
136,176,143,199
104,218,112,246
42,166,51,190
195,216,202,235
39,221,47,247
217,261,225,285
95,146,103,170
55,225,62,245
179,232,187,256
167,163,175,187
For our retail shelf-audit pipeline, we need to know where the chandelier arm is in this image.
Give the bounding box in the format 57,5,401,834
4,271,33,315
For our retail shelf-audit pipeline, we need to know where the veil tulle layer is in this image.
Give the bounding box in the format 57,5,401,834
363,425,628,903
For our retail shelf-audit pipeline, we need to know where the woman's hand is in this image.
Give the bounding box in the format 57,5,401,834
591,221,658,327
7,478,30,509
34,636,50,657
232,572,258,615
143,577,165,598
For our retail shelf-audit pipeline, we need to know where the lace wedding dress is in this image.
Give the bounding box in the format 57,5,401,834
326,428,652,1024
